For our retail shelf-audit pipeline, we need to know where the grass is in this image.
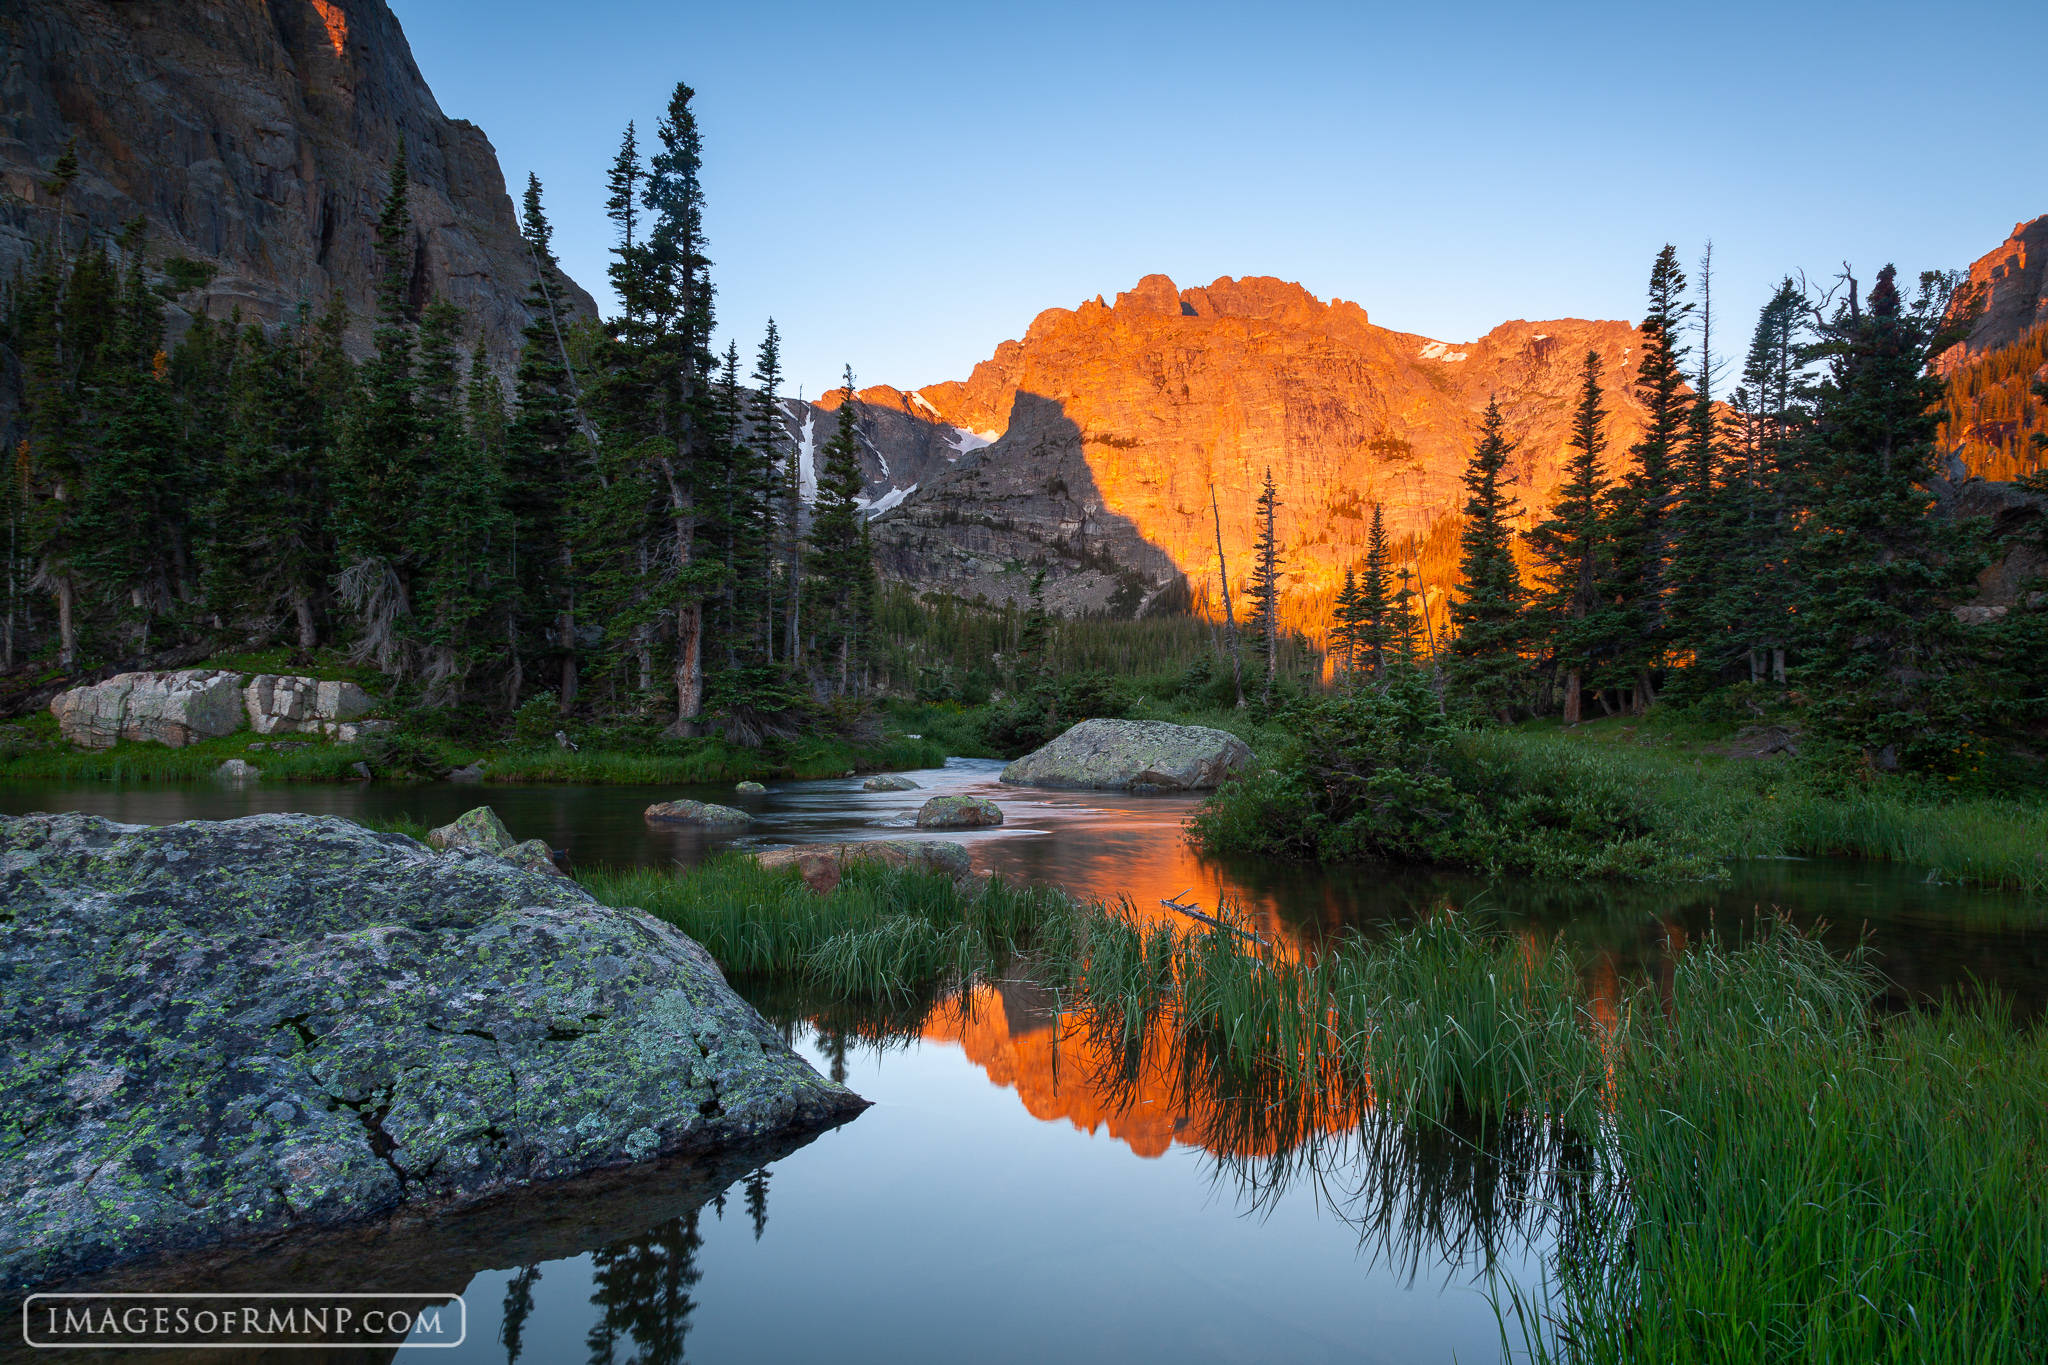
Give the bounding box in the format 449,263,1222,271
579,856,1072,1003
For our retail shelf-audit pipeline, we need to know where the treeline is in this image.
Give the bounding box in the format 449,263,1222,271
0,84,881,741
1329,247,2048,777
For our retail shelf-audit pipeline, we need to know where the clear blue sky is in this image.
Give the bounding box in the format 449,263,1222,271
391,0,2046,403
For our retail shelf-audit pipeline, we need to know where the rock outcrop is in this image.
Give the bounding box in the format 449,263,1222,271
1001,718,1253,792
1944,215,2048,360
0,0,596,363
0,811,863,1289
915,795,1004,829
644,799,752,826
244,674,381,737
864,274,1652,622
48,669,246,748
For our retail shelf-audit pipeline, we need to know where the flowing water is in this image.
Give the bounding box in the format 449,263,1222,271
7,762,2045,1363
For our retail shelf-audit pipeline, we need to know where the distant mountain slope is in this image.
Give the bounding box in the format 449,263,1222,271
0,0,595,359
862,274,1651,617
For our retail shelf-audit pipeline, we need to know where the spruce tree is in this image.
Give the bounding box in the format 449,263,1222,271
1722,280,1809,686
1359,501,1394,676
1245,467,1283,704
1795,265,1984,771
1600,246,1693,712
1331,567,1361,679
805,369,869,694
333,142,424,673
747,320,788,662
1448,398,1528,718
1523,350,1612,724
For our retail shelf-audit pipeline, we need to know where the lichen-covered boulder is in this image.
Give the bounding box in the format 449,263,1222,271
644,800,752,826
734,781,767,794
500,838,567,879
754,839,973,894
862,774,921,791
427,806,515,852
0,812,864,1289
49,670,246,748
915,795,1004,829
1000,718,1253,792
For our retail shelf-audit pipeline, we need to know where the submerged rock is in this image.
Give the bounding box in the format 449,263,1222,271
213,758,260,780
644,799,753,826
754,839,974,894
862,774,921,792
915,795,1004,829
49,669,245,748
0,811,864,1289
1000,718,1252,792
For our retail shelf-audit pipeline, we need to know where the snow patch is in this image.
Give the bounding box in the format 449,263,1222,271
946,426,994,460
910,392,943,419
1418,341,1469,363
858,482,917,516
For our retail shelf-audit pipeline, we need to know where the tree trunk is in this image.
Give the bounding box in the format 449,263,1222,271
1771,648,1786,684
55,577,75,668
676,599,703,732
292,584,317,653
1563,668,1582,725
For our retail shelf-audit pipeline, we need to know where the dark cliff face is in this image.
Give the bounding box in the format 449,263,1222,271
0,0,595,357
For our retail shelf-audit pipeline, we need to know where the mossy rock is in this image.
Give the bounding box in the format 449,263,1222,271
0,811,864,1289
914,795,1004,829
644,800,752,826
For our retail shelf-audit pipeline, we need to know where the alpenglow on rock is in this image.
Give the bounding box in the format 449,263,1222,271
48,669,246,748
1001,718,1253,792
0,812,864,1289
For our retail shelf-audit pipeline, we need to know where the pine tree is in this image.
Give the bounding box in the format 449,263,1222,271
748,320,789,663
1448,398,1528,718
1722,280,1809,687
1600,245,1693,712
503,173,586,709
1796,265,1984,771
805,369,869,694
1244,467,1283,704
1359,501,1394,676
1523,350,1612,724
333,142,424,673
1331,566,1361,678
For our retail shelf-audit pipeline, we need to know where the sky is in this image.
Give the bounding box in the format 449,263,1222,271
391,0,2047,403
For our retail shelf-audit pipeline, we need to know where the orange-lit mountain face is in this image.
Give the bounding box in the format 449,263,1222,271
863,275,1654,619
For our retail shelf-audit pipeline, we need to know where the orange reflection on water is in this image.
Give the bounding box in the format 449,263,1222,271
917,979,1357,1161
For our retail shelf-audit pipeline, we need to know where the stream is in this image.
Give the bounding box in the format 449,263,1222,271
5,761,2044,1363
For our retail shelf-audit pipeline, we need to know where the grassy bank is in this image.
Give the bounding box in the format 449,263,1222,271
1192,679,2048,890
0,711,945,787
576,853,2048,1363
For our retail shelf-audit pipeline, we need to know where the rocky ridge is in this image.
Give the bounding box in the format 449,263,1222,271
858,274,1652,618
0,0,595,362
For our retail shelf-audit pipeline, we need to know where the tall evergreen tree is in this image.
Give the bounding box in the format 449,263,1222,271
333,141,424,673
1331,567,1361,678
1721,279,1809,686
1600,245,1693,712
1448,398,1527,718
1359,501,1394,676
1795,265,1984,771
1523,350,1612,723
748,320,789,662
805,370,870,694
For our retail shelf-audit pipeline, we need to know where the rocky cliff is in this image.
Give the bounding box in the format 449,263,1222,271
860,274,1651,617
1945,215,2048,360
0,0,595,358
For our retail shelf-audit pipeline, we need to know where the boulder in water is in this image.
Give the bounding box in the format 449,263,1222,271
1000,718,1252,792
0,811,863,1289
644,799,752,826
734,781,767,794
915,795,1003,829
862,774,921,791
